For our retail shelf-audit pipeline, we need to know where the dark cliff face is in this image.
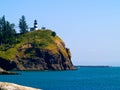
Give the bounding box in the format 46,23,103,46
15,48,75,70
0,57,17,70
0,30,76,70
0,47,75,70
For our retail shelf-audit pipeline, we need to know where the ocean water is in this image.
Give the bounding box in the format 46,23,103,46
1,67,120,90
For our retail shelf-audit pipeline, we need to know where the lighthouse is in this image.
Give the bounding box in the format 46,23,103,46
34,20,38,30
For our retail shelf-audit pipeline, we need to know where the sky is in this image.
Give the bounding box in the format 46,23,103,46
0,0,120,66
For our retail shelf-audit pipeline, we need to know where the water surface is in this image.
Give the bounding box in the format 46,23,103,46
1,67,120,90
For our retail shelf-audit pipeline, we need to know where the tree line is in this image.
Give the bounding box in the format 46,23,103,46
0,15,28,46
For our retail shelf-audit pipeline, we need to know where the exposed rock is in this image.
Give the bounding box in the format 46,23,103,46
0,67,18,75
0,58,17,71
0,67,4,72
0,82,41,90
16,48,75,70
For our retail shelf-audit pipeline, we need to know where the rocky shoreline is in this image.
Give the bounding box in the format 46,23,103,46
0,68,18,75
0,82,41,90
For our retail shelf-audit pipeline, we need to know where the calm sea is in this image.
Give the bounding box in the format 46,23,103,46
1,67,120,90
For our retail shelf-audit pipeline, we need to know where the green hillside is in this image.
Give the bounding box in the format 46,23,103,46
0,29,64,60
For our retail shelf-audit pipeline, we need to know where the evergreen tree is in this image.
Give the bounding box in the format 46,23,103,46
0,16,16,45
19,15,28,34
0,24,2,45
0,18,2,45
0,16,6,44
6,22,16,45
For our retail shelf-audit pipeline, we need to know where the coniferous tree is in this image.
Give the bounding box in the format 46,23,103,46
0,16,16,46
0,25,2,45
0,18,2,45
0,16,6,44
6,22,16,45
19,15,28,34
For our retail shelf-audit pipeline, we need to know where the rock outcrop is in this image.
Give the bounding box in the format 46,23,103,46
0,58,17,71
15,48,75,70
0,30,75,70
0,67,18,75
0,82,40,90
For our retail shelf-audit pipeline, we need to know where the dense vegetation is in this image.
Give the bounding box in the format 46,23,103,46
0,15,28,48
0,16,16,46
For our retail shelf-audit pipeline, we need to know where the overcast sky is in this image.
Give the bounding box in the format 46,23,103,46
1,0,120,66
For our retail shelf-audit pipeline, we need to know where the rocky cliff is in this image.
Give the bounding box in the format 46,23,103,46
0,30,75,70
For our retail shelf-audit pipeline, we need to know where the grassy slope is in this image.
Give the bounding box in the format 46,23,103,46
0,29,66,60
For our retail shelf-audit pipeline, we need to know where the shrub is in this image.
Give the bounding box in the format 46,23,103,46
51,31,56,37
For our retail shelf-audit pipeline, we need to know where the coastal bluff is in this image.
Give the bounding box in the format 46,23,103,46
0,30,75,71
0,82,40,90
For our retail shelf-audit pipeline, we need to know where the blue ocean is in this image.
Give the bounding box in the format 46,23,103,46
1,67,120,90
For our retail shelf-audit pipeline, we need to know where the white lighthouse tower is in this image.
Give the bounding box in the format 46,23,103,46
34,20,38,30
